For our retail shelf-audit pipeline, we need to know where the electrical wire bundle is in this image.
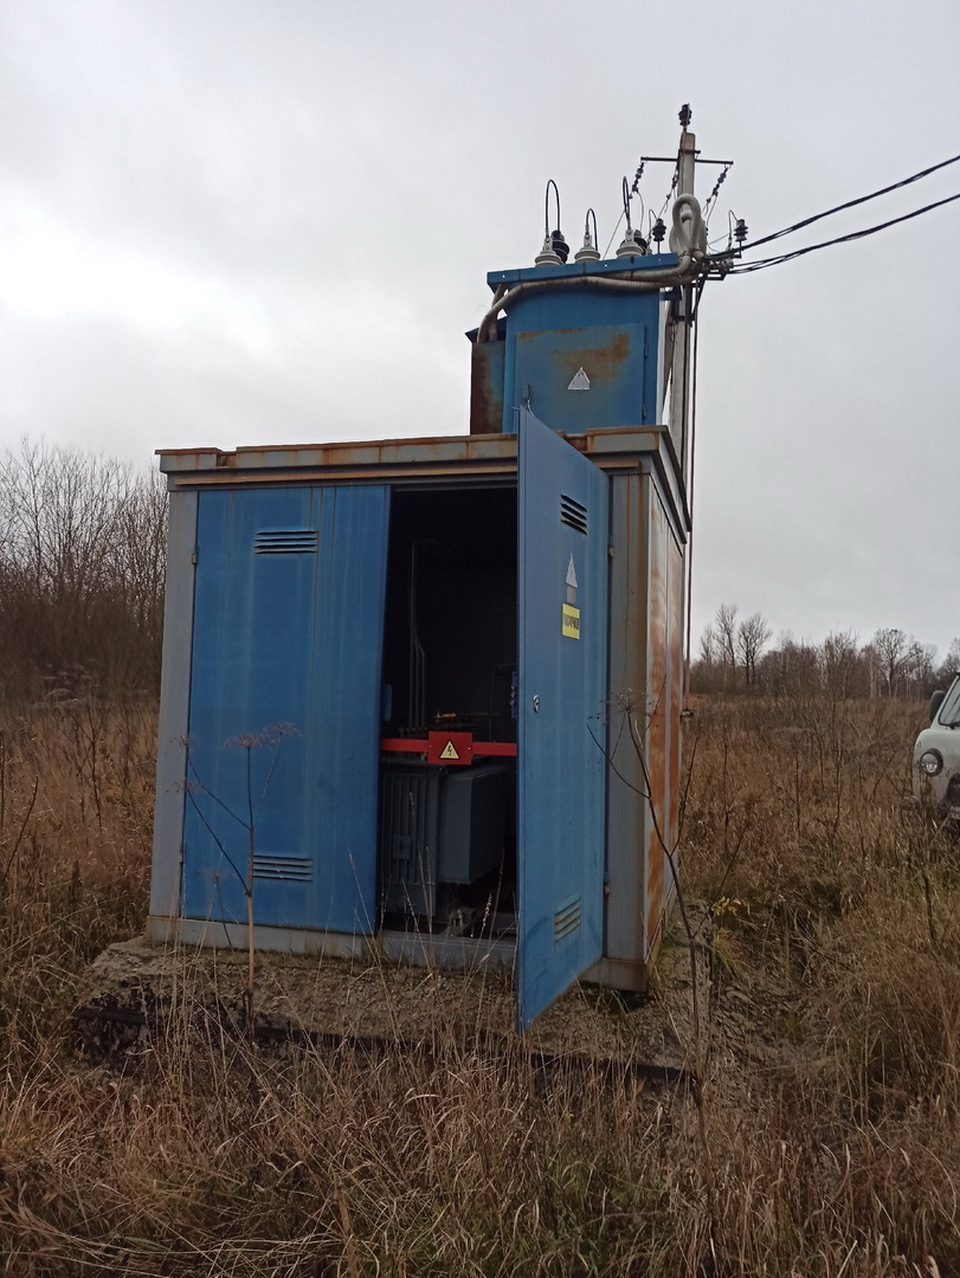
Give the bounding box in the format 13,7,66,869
715,154,960,275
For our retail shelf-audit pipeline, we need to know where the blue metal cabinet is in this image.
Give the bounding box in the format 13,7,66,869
517,411,609,1031
182,484,390,934
498,281,663,435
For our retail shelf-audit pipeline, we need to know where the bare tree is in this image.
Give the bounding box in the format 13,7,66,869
692,616,942,700
821,629,860,698
937,638,960,685
0,438,166,696
760,632,820,695
714,603,738,689
872,628,911,696
698,622,718,666
736,612,772,687
906,641,938,694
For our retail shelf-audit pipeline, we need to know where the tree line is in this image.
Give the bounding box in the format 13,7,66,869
693,603,959,698
0,439,166,699
3,439,955,706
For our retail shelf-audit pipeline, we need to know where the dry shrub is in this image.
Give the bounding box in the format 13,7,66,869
0,439,166,699
0,694,153,1056
0,690,958,1274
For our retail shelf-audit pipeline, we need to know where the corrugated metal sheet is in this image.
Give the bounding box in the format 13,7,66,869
517,411,608,1031
644,496,669,956
182,483,390,934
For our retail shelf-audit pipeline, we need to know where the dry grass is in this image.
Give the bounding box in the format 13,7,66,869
0,691,958,1275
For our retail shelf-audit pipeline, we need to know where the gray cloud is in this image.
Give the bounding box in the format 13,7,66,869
1,0,958,653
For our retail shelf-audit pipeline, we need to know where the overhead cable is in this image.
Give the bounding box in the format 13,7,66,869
722,152,960,259
724,191,960,275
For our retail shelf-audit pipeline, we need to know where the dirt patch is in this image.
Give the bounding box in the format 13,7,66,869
74,920,713,1077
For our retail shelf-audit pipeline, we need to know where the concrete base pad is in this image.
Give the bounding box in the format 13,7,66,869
74,925,710,1078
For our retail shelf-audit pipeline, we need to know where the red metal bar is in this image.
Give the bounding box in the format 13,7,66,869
380,738,517,758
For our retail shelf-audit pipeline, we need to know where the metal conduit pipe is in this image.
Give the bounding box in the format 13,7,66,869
477,263,704,341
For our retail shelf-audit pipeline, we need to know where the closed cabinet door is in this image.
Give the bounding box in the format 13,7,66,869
183,484,390,935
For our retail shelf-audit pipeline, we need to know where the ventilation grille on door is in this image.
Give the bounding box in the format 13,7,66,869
252,854,313,882
560,495,588,535
254,530,319,555
554,895,582,942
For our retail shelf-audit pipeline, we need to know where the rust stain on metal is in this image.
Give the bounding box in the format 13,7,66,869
159,430,673,489
667,539,684,854
469,341,504,436
645,500,668,958
552,332,631,387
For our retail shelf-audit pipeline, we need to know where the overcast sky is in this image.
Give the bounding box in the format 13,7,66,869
1,0,958,657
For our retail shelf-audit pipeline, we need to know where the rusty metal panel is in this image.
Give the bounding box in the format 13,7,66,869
157,449,223,475
644,496,670,958
507,323,653,436
158,431,688,496
599,465,685,989
582,426,664,456
667,536,684,860
499,285,662,436
602,472,649,984
159,435,523,489
469,338,505,435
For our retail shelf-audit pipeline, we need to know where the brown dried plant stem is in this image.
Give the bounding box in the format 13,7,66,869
244,739,255,1025
625,706,719,1235
1,693,959,1274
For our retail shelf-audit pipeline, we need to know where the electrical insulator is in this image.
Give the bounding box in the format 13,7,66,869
734,218,748,246
616,229,648,258
536,179,565,266
651,218,666,247
574,209,601,262
679,103,692,130
535,234,562,266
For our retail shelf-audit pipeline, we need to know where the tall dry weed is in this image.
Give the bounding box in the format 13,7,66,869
0,691,958,1274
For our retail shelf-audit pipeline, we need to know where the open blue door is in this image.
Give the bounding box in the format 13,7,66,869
183,483,390,936
517,410,609,1031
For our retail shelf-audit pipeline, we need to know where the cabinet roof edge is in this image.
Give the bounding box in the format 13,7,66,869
158,426,682,489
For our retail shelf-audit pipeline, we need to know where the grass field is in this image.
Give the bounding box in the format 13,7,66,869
0,690,957,1276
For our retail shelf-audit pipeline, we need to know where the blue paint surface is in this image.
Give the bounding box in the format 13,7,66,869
517,410,609,1031
502,286,662,434
182,484,390,934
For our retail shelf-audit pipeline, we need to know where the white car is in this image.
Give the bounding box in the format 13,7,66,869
913,674,960,817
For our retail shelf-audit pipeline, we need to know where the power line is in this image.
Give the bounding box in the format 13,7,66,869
721,152,960,259
723,191,960,275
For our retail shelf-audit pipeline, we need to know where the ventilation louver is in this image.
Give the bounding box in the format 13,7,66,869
560,495,588,535
254,530,319,555
252,854,313,883
554,895,582,942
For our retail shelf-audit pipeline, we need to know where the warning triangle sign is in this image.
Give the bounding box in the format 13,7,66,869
567,366,590,391
439,740,460,761
566,553,578,589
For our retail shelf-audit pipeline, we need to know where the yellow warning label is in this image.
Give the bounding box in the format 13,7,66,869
439,740,460,760
562,604,581,640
